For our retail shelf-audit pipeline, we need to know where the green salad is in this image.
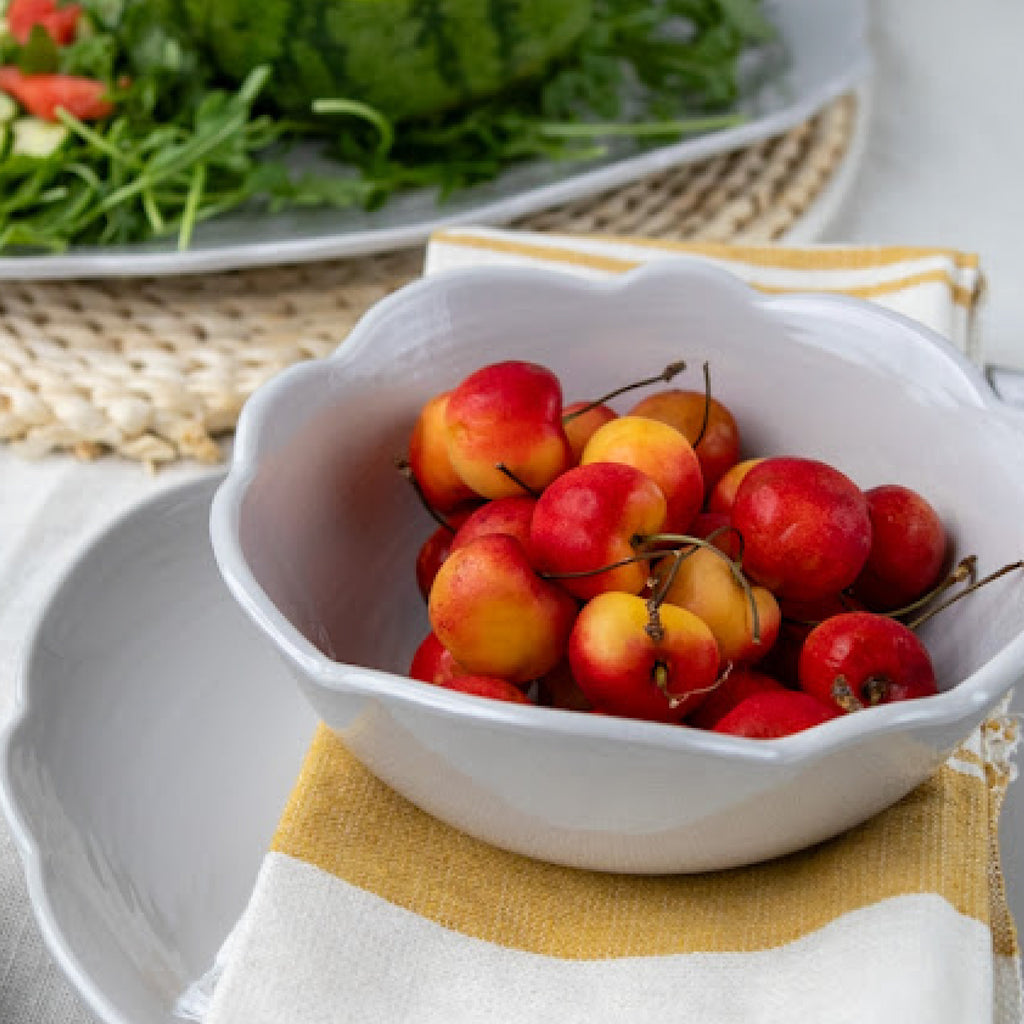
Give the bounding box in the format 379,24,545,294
0,0,774,253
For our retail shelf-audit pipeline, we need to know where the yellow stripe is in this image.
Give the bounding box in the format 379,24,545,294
431,232,980,308
274,726,1000,958
432,229,980,273
756,268,980,308
433,230,640,273
576,234,982,272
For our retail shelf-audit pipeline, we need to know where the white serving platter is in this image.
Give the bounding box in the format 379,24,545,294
0,0,869,279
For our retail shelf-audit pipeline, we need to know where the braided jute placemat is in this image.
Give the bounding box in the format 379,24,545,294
0,93,856,467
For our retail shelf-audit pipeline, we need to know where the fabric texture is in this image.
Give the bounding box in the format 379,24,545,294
191,229,1017,1024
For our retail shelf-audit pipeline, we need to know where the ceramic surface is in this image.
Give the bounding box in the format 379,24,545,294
212,258,1024,873
0,477,317,1024
0,0,868,279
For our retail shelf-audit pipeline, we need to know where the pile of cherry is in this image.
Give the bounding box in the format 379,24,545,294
402,358,1015,739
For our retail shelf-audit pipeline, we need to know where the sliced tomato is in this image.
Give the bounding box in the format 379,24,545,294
7,0,83,45
0,67,113,121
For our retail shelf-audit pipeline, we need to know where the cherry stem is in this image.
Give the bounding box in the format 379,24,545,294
885,555,978,620
640,531,761,646
538,550,663,581
907,559,1024,630
650,544,698,608
783,557,978,628
561,359,687,424
692,361,712,449
540,530,759,646
394,456,454,533
645,598,665,644
645,545,699,645
653,658,733,709
494,463,540,498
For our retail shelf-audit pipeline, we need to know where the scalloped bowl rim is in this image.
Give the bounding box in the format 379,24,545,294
210,259,1024,768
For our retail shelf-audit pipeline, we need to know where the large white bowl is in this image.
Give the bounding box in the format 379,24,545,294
210,259,1024,873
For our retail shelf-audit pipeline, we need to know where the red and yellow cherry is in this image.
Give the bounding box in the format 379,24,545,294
561,400,618,464
450,496,537,554
409,631,466,685
529,462,667,601
408,391,478,512
686,667,786,730
428,533,577,684
659,545,781,666
568,591,719,723
629,389,740,493
581,415,703,534
798,611,938,712
713,689,840,738
731,457,872,602
444,360,572,499
409,632,531,704
440,675,533,704
415,510,472,600
852,484,949,611
707,457,766,514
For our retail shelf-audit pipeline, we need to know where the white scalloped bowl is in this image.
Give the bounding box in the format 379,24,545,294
210,259,1024,873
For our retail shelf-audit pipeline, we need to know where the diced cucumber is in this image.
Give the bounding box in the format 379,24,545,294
0,92,17,124
11,117,69,158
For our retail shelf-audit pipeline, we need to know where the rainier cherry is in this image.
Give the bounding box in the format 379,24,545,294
561,358,688,466
659,546,781,666
569,591,719,723
529,462,667,601
410,631,532,705
852,484,949,611
441,675,532,704
451,496,537,553
409,631,465,685
732,457,872,602
561,400,617,464
798,611,938,712
408,392,478,512
713,690,840,738
415,510,473,600
428,533,577,684
445,360,572,499
629,388,740,493
581,415,703,534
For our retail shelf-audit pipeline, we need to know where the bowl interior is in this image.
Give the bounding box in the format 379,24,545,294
231,264,1024,704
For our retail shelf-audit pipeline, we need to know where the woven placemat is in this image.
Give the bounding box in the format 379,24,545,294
0,94,856,467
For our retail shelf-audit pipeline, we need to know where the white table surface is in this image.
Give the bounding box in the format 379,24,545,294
2,2,1024,1020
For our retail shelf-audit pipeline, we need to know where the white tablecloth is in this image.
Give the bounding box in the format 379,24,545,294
2,2,1024,1020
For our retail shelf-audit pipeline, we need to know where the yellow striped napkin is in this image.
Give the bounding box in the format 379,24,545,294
188,230,1017,1024
425,227,984,356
